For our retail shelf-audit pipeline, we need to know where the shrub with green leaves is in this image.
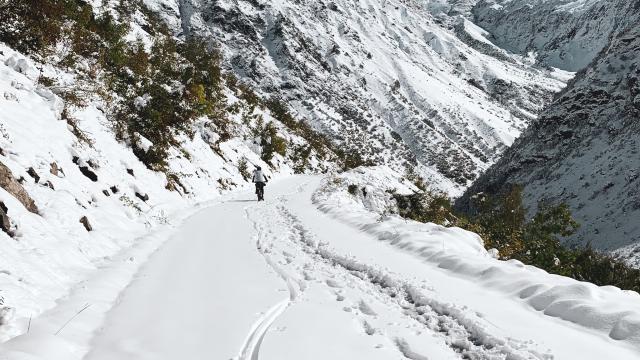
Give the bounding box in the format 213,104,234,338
0,0,68,55
291,145,313,174
260,122,287,164
110,34,228,169
264,97,335,163
336,148,375,171
238,157,250,181
0,0,130,65
469,186,528,258
393,190,456,226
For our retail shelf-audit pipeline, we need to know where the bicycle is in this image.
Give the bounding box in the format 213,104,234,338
255,182,265,201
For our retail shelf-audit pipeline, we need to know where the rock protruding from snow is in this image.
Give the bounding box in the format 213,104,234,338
50,162,64,177
0,161,38,213
0,201,12,236
79,216,92,232
3,56,36,78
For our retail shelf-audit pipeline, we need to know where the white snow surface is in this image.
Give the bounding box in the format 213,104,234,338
1,171,639,359
0,41,328,347
313,167,640,347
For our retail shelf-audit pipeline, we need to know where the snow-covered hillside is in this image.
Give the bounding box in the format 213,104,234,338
153,0,571,194
0,26,334,342
458,1,640,254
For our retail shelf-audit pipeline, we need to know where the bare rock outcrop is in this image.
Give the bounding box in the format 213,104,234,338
0,161,38,214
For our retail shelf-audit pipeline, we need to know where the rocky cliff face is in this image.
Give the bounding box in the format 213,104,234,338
458,0,640,253
472,0,636,71
149,0,568,194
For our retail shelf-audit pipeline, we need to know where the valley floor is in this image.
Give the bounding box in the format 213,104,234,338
1,176,638,359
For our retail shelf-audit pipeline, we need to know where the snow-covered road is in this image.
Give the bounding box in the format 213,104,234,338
2,176,638,359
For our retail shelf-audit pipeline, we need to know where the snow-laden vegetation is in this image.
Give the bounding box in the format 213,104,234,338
313,167,640,347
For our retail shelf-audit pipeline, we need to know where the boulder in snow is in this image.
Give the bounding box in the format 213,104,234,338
50,162,64,177
77,162,98,182
0,202,12,237
79,216,93,232
135,192,150,202
0,161,38,213
0,306,14,326
26,167,40,183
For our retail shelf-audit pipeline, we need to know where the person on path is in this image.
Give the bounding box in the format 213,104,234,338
252,166,268,201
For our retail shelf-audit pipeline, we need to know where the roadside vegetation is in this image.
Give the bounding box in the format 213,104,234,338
392,180,640,293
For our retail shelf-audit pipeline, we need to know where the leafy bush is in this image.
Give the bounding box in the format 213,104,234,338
0,0,129,64
2,1,229,170
238,157,250,181
393,190,455,226
336,148,375,171
291,145,313,174
469,186,528,259
404,166,426,191
0,0,67,55
519,203,579,270
260,122,287,164
264,97,335,162
566,246,640,290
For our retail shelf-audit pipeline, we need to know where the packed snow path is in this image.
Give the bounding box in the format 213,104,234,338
2,177,638,359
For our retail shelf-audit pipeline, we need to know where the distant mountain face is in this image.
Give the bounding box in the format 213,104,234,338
149,0,567,194
472,0,637,71
457,0,640,253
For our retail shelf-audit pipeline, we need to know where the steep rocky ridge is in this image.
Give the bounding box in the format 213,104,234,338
472,0,638,71
457,1,640,255
151,0,569,194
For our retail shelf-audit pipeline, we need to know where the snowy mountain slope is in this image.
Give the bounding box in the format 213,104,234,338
472,0,638,71
2,174,639,359
457,3,640,254
0,31,334,343
1,0,639,358
153,0,570,194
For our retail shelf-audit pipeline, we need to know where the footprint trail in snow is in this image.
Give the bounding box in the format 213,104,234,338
243,192,552,360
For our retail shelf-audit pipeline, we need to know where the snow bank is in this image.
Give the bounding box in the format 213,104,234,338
313,167,640,348
314,166,487,257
